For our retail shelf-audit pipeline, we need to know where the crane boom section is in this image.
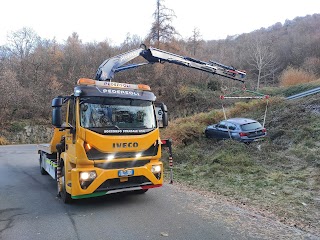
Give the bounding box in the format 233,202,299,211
95,45,246,82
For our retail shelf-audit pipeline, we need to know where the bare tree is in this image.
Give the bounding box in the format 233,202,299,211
302,57,320,76
187,27,202,56
6,27,39,60
149,0,178,47
0,67,31,122
120,33,142,51
245,38,278,89
62,32,85,84
5,27,40,86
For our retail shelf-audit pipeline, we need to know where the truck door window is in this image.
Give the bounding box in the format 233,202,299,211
68,98,75,127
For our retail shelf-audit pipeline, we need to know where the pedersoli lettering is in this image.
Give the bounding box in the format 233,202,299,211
102,89,140,96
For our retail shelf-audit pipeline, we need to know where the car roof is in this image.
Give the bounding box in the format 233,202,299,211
225,118,257,125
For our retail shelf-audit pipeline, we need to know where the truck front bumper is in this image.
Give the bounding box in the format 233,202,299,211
68,161,163,199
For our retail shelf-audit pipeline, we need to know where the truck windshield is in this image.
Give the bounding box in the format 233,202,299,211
80,97,156,134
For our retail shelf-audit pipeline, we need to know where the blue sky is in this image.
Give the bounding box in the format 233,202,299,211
1,0,320,45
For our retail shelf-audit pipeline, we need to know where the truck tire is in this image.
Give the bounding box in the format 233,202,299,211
39,153,47,175
60,165,72,204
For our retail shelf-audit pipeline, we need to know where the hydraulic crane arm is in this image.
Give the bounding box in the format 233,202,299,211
95,48,145,80
95,44,246,82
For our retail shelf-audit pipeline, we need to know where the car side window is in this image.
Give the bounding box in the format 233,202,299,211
227,123,236,130
218,122,227,129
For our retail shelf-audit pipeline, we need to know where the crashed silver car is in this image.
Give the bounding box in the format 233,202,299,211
205,118,267,143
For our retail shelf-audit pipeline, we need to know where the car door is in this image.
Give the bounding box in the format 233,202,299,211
226,122,237,139
215,121,229,139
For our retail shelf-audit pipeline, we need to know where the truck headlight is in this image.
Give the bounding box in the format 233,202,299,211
151,165,161,173
80,171,97,181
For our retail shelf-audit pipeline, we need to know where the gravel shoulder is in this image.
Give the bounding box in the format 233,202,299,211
167,181,320,240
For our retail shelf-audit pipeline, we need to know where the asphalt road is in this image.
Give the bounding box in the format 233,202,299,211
0,145,317,240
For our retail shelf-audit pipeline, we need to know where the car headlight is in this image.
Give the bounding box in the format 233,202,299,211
151,165,161,173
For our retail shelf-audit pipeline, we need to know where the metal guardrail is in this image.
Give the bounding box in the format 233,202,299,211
286,87,320,100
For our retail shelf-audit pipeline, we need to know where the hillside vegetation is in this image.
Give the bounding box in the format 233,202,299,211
162,81,320,235
1,14,320,125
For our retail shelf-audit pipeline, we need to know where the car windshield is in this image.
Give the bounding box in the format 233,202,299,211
80,97,156,133
241,122,262,131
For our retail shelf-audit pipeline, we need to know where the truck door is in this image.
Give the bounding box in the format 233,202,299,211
65,98,77,163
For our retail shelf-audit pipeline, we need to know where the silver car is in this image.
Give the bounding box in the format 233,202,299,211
205,118,267,143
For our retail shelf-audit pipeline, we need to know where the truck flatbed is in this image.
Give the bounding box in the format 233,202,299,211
37,143,52,154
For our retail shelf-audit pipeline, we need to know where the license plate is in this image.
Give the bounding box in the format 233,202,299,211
118,169,134,177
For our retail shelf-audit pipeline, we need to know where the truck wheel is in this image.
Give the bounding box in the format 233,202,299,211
60,165,72,204
39,154,47,175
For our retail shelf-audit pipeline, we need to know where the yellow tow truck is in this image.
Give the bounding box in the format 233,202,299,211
38,44,246,203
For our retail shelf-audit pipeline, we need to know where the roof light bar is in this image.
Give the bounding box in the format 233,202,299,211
77,78,151,91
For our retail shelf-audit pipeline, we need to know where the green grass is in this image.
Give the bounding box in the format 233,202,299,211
164,138,320,233
162,85,320,235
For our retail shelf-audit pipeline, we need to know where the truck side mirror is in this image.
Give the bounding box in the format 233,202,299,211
52,97,63,107
155,102,168,128
161,105,168,127
52,98,63,127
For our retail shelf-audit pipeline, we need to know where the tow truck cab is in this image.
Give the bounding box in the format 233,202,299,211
41,78,168,201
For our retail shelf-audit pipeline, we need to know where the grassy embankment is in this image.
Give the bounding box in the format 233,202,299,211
162,80,320,234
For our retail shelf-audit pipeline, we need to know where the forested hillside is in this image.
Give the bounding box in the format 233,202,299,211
0,13,319,128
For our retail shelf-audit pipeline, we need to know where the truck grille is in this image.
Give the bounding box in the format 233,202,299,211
86,143,159,160
94,160,150,169
96,176,151,191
